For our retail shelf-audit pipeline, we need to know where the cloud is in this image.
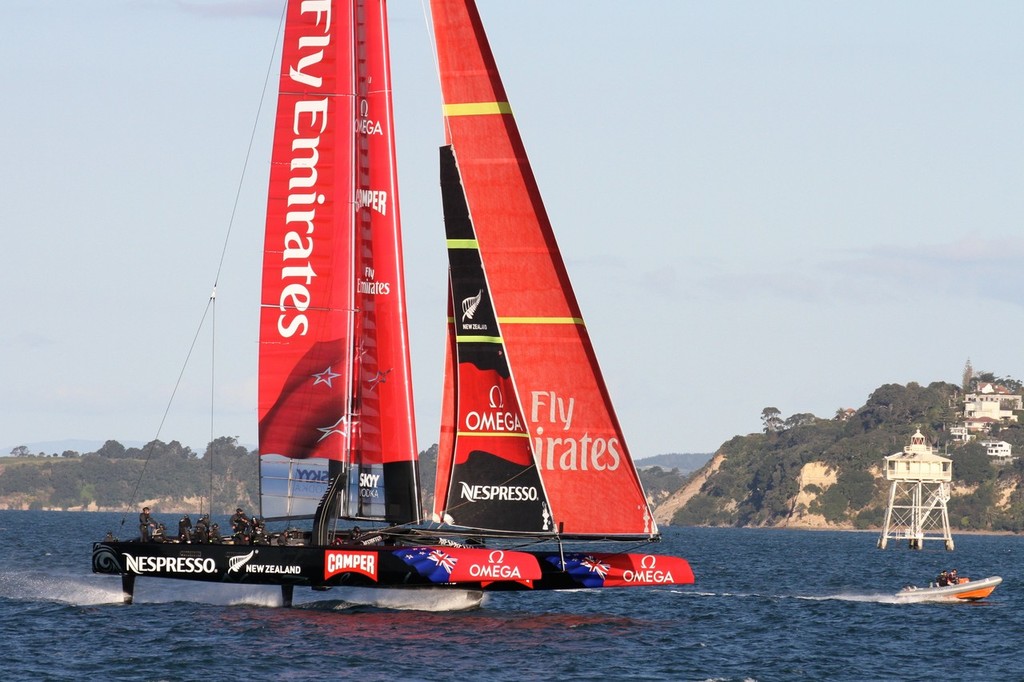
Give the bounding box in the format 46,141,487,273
838,235,1024,304
689,234,1024,308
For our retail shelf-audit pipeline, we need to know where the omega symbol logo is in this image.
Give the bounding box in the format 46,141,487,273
359,99,369,117
488,386,504,409
488,550,505,564
640,555,657,569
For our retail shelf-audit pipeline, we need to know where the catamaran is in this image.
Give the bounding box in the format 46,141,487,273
92,0,694,606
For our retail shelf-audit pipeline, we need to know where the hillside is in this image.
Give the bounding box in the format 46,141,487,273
0,438,680,518
665,381,1024,533
7,379,1022,535
0,437,256,514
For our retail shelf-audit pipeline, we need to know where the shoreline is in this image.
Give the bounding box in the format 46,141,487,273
4,508,1020,537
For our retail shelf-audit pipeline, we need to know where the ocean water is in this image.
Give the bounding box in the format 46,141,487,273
1,510,1021,681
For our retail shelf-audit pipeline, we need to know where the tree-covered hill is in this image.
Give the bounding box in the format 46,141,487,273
0,437,255,513
0,436,683,520
671,380,1024,532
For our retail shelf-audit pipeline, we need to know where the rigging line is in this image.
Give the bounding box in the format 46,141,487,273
420,0,450,142
211,1,286,288
121,297,215,528
118,7,286,529
207,291,217,517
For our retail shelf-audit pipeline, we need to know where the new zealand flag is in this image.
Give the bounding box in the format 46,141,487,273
544,553,611,588
392,547,459,583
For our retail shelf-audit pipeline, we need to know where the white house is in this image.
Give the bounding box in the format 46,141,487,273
980,439,1014,460
963,383,1022,432
948,424,971,443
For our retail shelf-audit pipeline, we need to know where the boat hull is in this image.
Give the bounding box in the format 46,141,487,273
895,576,1001,602
92,540,694,600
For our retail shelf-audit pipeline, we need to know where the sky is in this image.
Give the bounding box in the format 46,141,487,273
3,1,1024,459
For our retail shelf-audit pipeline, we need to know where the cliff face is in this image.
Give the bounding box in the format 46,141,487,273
653,452,725,525
785,462,836,528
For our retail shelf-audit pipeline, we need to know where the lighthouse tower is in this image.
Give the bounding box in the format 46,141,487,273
877,429,954,551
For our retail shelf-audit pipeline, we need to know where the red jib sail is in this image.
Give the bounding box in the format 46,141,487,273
430,0,655,537
259,0,419,523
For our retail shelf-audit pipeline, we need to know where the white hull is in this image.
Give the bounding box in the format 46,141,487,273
895,575,1001,602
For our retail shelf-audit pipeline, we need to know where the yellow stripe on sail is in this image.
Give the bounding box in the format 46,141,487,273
456,431,530,439
443,102,513,117
454,334,504,344
446,239,479,249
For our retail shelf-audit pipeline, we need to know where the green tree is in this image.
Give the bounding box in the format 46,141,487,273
761,407,783,434
950,443,993,486
96,440,127,459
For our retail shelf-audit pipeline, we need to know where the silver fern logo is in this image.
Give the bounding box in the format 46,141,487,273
461,290,483,321
228,549,257,573
92,545,123,573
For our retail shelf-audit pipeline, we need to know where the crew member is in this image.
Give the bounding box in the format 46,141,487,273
139,507,157,542
177,514,193,543
193,515,209,543
230,507,249,537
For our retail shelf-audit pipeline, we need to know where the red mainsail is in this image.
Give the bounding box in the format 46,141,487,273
259,0,419,523
430,0,655,537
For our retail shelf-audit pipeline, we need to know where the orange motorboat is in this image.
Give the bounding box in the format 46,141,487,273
896,575,1001,602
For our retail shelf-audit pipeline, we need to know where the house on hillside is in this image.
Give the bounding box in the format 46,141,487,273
963,383,1022,433
834,408,856,422
980,439,1014,462
948,424,971,443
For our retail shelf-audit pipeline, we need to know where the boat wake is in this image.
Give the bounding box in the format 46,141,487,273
673,589,988,605
0,571,128,606
58,574,484,611
299,586,485,612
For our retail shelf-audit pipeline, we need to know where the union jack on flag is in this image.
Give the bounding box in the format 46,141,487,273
428,549,457,574
393,547,461,583
544,552,611,588
580,556,610,578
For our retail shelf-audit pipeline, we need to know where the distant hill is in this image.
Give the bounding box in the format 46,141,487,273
1,439,145,456
635,452,712,474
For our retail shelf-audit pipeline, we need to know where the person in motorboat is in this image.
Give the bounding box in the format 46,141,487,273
949,568,959,585
936,570,949,587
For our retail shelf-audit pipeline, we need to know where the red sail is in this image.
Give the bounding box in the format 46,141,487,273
430,0,654,536
259,0,418,522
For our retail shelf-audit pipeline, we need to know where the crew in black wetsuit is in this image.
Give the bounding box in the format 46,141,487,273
177,515,193,543
139,507,156,542
193,515,209,543
230,508,249,540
